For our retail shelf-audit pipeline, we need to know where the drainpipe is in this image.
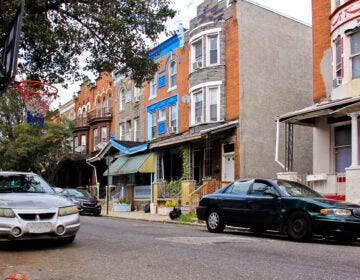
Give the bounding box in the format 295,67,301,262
86,161,99,199
275,118,285,169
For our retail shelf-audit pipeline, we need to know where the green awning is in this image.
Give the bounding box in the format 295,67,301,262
104,153,155,176
118,153,155,174
103,156,129,176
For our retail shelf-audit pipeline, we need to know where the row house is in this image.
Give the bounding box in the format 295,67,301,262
68,0,312,209
277,0,360,203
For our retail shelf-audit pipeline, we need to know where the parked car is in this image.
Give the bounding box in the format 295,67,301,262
196,178,360,242
61,188,101,216
0,171,80,243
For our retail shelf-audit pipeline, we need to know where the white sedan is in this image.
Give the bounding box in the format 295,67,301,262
0,171,80,243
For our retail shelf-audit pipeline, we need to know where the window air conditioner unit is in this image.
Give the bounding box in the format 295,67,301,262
192,61,202,70
169,126,177,134
134,96,140,102
333,77,342,87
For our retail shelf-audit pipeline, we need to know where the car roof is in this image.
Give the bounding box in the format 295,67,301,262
0,171,38,176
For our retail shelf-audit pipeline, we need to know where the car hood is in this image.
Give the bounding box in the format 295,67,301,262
0,193,73,208
306,197,360,209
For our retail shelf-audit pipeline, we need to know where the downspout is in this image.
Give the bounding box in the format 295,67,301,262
86,160,99,199
275,118,285,169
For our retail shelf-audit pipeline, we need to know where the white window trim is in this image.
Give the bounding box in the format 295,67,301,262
206,86,220,122
149,75,157,100
168,60,177,92
206,33,220,66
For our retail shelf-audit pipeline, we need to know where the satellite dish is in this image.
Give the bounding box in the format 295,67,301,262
181,95,190,104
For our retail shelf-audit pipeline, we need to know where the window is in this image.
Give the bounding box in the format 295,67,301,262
120,88,125,110
158,108,166,121
191,39,203,71
108,94,112,108
134,185,151,199
74,136,78,147
134,86,141,101
149,111,157,139
134,118,140,141
334,125,351,172
119,123,125,140
80,135,86,146
249,182,276,196
169,60,177,90
101,127,107,142
96,100,101,117
351,31,360,79
169,104,177,128
194,90,203,124
93,128,98,150
125,91,132,103
208,87,220,121
126,120,132,140
191,84,221,125
224,181,251,195
149,75,157,99
208,35,219,65
335,38,342,78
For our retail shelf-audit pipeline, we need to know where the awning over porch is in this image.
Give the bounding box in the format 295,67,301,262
104,156,129,176
276,96,360,126
104,153,155,176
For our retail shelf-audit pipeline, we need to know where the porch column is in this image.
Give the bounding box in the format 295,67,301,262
348,112,360,167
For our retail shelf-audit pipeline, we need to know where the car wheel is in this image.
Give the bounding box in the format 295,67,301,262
206,209,225,233
286,211,312,242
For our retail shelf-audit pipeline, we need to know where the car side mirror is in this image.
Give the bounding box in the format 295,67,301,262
264,189,279,197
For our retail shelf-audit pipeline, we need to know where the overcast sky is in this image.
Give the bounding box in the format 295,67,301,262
54,0,312,108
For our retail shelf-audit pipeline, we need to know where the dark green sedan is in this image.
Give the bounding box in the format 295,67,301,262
196,178,360,242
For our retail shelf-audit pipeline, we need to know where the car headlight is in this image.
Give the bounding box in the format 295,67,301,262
320,208,351,216
59,206,79,216
0,208,15,218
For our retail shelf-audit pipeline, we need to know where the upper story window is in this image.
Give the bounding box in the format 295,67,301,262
93,128,98,151
190,29,221,72
134,118,140,141
351,31,360,79
119,123,125,140
208,35,219,65
134,86,141,102
169,104,177,130
190,84,222,125
148,111,157,140
101,126,107,142
169,60,177,90
126,120,132,141
108,94,112,108
335,38,342,78
158,108,166,121
120,88,125,110
149,74,157,99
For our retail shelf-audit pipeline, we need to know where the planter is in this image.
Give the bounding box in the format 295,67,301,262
113,203,131,212
158,206,173,216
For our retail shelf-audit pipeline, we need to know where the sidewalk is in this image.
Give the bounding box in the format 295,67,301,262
101,208,172,222
100,207,205,226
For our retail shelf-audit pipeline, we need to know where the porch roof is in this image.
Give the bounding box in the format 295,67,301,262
149,120,238,149
276,96,360,126
103,153,155,176
87,139,148,163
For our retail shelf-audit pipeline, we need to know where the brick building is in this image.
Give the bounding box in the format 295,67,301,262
278,0,360,203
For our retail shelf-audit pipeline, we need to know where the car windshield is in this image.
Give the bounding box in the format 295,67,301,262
66,189,94,198
0,174,55,194
275,180,323,198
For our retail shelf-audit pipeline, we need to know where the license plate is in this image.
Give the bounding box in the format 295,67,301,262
27,222,52,233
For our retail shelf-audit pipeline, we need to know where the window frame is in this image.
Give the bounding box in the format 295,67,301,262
168,60,177,91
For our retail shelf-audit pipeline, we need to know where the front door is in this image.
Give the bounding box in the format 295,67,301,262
223,154,234,182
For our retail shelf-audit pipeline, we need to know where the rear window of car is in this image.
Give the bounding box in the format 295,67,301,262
224,181,251,195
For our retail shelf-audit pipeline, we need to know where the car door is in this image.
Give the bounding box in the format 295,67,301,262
245,180,282,227
219,180,252,225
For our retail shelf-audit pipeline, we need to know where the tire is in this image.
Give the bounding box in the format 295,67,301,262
206,209,225,233
286,211,312,242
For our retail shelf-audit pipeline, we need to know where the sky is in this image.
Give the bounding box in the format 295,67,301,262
53,0,312,109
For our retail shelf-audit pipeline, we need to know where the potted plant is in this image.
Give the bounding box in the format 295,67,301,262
113,196,132,212
158,199,177,215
